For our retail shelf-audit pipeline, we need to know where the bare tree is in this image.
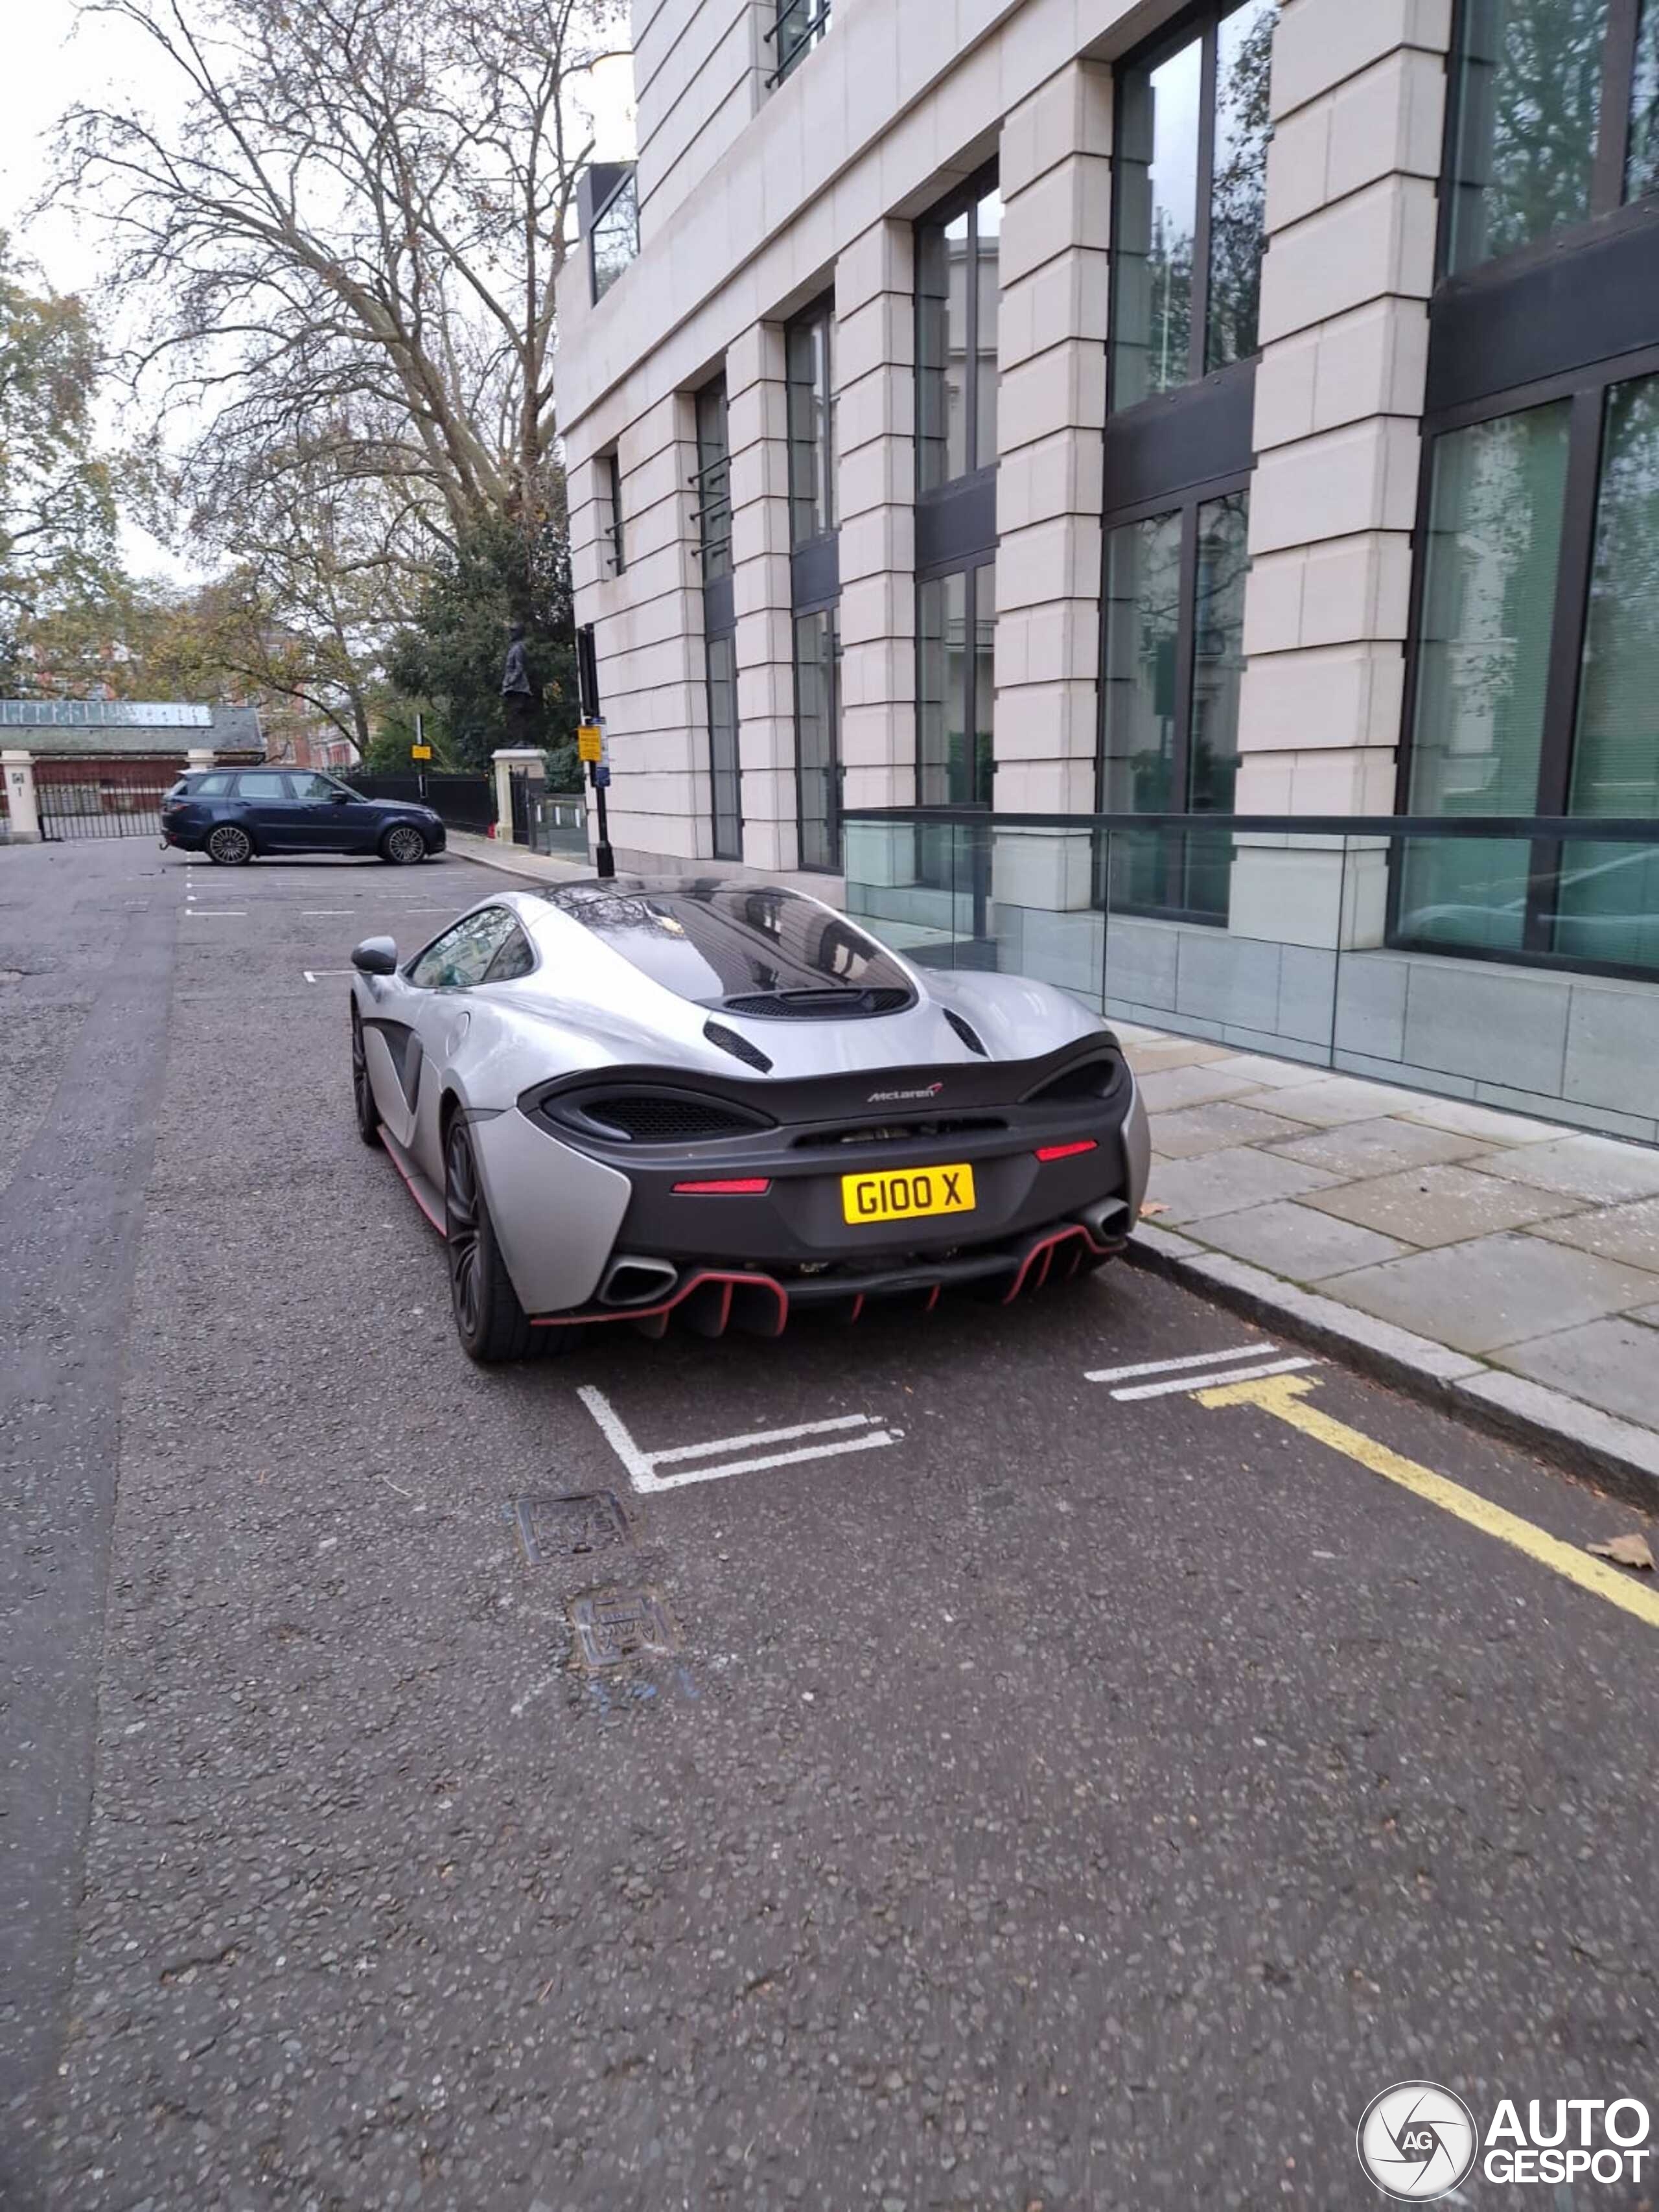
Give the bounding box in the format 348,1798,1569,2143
46,0,625,544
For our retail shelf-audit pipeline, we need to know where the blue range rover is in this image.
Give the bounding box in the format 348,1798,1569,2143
161,769,446,866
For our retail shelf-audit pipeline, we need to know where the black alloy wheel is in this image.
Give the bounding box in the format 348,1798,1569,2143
443,1117,553,1362
351,1008,380,1145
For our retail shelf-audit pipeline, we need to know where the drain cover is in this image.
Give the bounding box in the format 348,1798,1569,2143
513,1491,632,1566
568,1587,680,1668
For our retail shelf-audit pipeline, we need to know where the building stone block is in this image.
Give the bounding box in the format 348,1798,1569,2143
1259,175,1438,343
1402,959,1573,1098
1249,416,1422,553
1270,0,1454,122
1562,979,1659,1121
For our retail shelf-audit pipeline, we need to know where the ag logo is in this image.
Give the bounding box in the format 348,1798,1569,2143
1356,2082,1478,2201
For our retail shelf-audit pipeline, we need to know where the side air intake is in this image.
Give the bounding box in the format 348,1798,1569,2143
703,1018,773,1073
942,1007,987,1056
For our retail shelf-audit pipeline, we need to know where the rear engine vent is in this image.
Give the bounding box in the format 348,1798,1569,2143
721,986,912,1019
793,1115,1007,1150
1025,1054,1125,1104
562,1092,777,1144
703,1018,774,1073
942,1007,987,1056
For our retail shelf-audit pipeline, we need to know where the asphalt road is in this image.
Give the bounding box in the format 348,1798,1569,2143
3,835,1657,2212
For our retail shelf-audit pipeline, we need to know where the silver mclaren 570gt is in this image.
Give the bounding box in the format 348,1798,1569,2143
348,877,1151,1362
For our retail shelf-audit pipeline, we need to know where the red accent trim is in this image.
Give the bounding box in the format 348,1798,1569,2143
923,1283,942,1313
1034,1140,1099,1163
1001,1223,1108,1305
846,1294,865,1324
672,1178,771,1194
530,1268,790,1335
381,1129,446,1235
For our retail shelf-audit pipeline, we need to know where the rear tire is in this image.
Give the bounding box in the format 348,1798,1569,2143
444,1119,561,1363
207,822,253,865
382,823,427,866
350,1007,380,1146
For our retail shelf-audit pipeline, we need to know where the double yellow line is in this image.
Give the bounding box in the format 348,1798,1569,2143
1196,1372,1659,1632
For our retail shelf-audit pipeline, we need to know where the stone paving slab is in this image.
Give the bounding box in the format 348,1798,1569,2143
1296,1161,1583,1246
1169,1198,1410,1281
1135,1061,1269,1112
1149,1100,1310,1159
1391,1096,1566,1147
1143,1143,1341,1224
1465,1134,1659,1205
1491,1315,1659,1427
1262,1115,1485,1179
1524,1196,1659,1270
1283,1233,1658,1356
1252,1075,1428,1127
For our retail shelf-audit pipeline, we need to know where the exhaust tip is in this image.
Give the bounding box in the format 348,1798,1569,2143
599,1256,680,1308
1083,1198,1131,1239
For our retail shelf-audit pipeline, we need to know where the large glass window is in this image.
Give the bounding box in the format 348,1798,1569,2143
1100,489,1249,918
1111,0,1277,412
693,381,732,583
787,299,836,544
771,0,830,86
1560,372,1659,964
1445,0,1659,273
918,561,996,808
707,631,741,861
1402,404,1573,951
1402,369,1659,972
795,606,842,872
917,181,1001,493
590,169,639,302
695,379,740,860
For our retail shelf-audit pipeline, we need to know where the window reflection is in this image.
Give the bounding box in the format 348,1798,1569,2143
1446,0,1609,272
1113,35,1201,409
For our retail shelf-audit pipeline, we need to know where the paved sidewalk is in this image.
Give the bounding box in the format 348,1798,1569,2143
446,828,590,882
1120,1023,1659,1501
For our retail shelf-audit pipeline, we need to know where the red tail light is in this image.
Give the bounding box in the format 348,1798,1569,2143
671,1178,771,1195
1034,1140,1098,1163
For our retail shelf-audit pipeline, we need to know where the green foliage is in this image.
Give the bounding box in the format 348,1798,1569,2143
0,233,120,670
386,507,576,773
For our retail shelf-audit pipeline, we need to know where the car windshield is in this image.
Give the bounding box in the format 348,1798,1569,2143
539,881,912,1005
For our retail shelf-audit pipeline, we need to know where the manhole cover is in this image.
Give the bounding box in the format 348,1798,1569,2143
513,1491,632,1566
568,1587,680,1669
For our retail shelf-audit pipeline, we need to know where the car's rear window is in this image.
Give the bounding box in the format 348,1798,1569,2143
540,882,912,1006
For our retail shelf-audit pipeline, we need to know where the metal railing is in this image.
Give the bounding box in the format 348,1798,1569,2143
765,0,830,85
842,808,1659,1144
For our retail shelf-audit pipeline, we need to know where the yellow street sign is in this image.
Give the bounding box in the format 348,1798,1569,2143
577,723,603,763
411,743,433,760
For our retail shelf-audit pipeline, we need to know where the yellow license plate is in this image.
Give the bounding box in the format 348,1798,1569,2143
841,1162,976,1227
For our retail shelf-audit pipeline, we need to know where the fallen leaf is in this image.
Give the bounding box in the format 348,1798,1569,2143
1139,1200,1169,1218
1588,1532,1655,1572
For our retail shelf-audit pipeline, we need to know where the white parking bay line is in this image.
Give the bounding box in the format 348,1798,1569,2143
188,909,247,918
1087,1343,1271,1384
652,1412,879,1464
302,968,357,982
301,908,356,916
577,1384,901,1493
1110,1356,1318,1404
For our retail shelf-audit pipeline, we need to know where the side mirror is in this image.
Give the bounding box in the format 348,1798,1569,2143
329,788,351,802
351,937,398,975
